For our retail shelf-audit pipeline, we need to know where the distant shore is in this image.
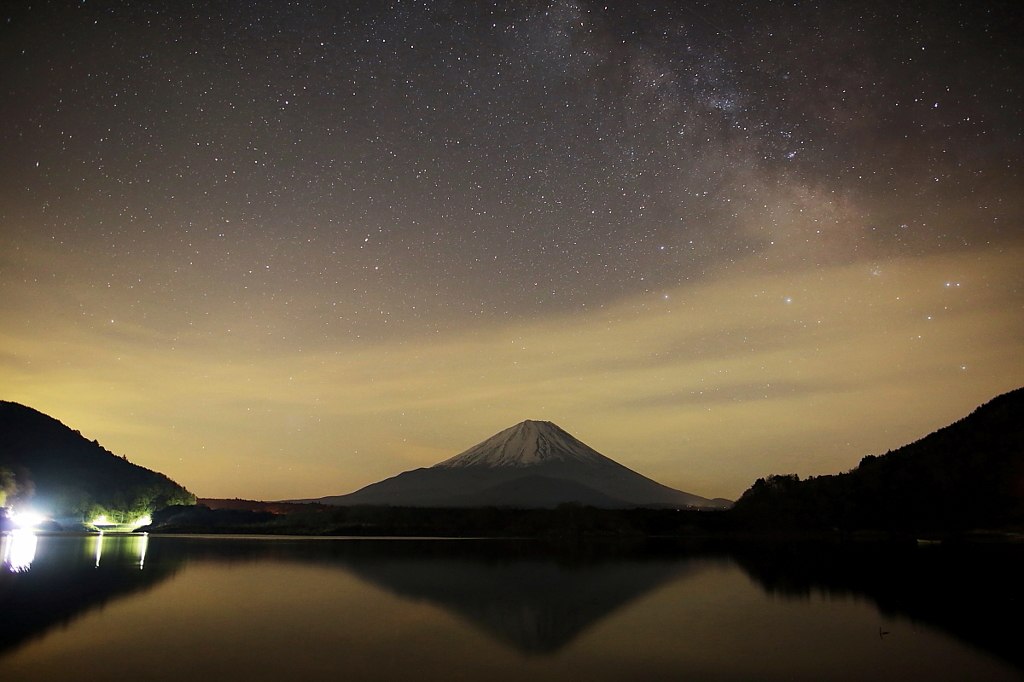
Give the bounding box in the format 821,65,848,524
138,502,1024,543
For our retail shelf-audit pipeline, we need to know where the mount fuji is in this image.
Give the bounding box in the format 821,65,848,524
304,420,731,509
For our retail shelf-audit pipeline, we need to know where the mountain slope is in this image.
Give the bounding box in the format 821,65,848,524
308,420,729,509
731,386,1024,530
0,401,195,520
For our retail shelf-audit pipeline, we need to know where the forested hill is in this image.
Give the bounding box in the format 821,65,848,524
0,401,194,521
732,387,1024,531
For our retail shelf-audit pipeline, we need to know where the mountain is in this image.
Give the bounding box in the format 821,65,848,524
305,420,730,509
731,387,1024,530
0,401,195,521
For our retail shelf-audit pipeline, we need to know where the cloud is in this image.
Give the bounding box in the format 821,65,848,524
619,381,833,409
0,245,1021,500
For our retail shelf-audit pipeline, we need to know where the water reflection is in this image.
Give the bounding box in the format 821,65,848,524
0,533,181,656
731,540,1024,672
89,533,149,569
84,537,694,654
0,536,1021,682
0,530,38,573
335,548,703,653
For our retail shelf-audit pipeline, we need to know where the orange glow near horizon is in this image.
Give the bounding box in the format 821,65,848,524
2,245,1021,501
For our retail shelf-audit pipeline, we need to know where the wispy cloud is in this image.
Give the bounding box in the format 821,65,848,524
1,246,1021,500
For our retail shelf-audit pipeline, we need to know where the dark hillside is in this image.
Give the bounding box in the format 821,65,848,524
0,401,194,521
731,387,1024,531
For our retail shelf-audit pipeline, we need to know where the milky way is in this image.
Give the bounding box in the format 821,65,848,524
1,0,1021,500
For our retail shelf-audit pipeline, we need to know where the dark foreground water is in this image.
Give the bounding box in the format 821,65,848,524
0,533,1021,682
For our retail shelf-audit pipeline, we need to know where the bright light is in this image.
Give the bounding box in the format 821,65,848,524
132,515,152,528
92,515,113,526
11,511,45,530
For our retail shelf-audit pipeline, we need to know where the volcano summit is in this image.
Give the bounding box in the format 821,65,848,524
306,421,731,509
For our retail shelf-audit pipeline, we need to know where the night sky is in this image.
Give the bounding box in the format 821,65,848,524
2,0,1022,501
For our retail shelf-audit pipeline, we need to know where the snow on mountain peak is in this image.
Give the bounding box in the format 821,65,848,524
433,420,612,469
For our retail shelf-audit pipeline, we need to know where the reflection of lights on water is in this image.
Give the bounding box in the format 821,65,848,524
2,529,38,572
137,533,149,569
93,533,104,567
91,533,149,569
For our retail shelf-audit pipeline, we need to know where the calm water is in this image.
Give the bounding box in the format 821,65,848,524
0,533,1021,682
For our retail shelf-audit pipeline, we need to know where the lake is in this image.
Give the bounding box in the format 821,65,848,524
1,533,1021,682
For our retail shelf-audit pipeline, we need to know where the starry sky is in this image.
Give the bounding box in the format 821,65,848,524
1,0,1022,502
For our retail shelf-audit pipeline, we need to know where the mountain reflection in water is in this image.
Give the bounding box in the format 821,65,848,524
335,549,705,653
121,537,700,654
0,535,1021,682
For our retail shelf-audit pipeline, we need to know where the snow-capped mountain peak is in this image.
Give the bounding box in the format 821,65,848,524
433,420,611,468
